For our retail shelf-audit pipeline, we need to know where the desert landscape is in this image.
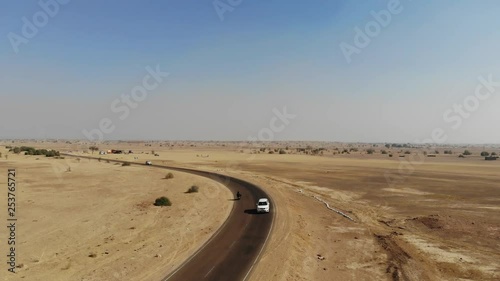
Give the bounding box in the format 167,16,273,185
4,2,500,280
0,140,498,281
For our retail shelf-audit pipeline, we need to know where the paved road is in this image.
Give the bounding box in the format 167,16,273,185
62,155,274,281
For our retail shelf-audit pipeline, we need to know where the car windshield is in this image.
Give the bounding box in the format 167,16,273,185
258,202,267,206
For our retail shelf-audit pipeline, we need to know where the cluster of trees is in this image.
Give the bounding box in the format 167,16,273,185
9,146,60,157
385,143,412,148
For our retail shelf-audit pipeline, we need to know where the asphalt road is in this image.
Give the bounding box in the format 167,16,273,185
62,155,274,281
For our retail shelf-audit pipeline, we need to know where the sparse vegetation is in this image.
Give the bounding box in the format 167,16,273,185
122,162,131,166
187,185,199,193
463,150,472,156
366,148,375,154
154,196,172,206
279,149,286,154
165,172,174,179
480,151,490,156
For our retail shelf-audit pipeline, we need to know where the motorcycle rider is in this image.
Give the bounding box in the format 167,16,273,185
236,191,241,199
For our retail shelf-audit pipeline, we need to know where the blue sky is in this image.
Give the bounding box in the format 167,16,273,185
1,0,500,143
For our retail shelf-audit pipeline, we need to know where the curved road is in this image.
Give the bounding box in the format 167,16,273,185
62,154,274,281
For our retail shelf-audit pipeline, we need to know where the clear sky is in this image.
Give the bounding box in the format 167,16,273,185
1,0,500,143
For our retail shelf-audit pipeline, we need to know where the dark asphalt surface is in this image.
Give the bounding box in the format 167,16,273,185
62,154,274,281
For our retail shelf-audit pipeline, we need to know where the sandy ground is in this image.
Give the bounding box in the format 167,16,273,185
0,147,232,281
1,140,499,281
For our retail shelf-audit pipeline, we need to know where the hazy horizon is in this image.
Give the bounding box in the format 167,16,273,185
2,1,500,143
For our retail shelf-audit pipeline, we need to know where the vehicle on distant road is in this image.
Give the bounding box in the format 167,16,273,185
145,161,152,165
256,198,270,213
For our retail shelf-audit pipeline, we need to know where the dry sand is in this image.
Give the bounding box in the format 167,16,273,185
0,147,232,281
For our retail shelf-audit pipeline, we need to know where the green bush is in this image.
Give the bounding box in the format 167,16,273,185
165,172,174,179
187,185,199,193
154,196,171,206
463,150,472,156
366,149,375,154
480,151,490,157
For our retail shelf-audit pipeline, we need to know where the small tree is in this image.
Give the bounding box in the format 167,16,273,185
89,146,99,154
187,185,199,193
366,149,375,154
492,152,498,156
463,150,472,156
480,151,490,157
381,150,388,154
154,196,172,206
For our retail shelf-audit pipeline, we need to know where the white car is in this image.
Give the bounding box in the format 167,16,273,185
256,198,270,213
145,161,152,165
